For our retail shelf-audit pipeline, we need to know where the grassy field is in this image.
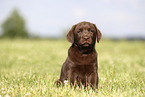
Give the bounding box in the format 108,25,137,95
0,39,145,97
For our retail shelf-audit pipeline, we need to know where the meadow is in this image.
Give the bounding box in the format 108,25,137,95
0,39,145,97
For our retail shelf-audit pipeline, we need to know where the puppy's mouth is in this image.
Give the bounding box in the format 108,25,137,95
77,41,93,54
78,43,92,54
81,41,91,47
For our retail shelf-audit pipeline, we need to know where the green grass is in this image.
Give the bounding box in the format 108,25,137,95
0,39,145,97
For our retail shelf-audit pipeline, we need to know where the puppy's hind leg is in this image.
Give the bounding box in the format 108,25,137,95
55,79,63,87
55,70,67,87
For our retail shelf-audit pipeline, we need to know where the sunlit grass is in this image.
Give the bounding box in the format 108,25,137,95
0,39,145,96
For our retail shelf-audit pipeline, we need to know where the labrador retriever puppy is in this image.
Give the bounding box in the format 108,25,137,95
56,21,102,90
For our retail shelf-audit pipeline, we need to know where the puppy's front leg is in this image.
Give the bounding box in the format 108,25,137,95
69,71,77,86
88,73,98,90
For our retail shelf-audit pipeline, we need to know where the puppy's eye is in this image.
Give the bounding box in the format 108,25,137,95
77,30,81,33
90,30,94,33
88,28,94,33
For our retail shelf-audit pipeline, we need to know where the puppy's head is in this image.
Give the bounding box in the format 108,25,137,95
67,22,102,48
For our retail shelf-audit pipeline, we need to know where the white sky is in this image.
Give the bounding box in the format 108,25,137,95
0,0,145,38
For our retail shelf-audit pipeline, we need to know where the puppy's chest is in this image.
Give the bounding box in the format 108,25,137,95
71,64,96,75
72,54,97,64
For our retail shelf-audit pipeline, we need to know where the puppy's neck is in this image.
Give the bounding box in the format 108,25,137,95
72,43,95,54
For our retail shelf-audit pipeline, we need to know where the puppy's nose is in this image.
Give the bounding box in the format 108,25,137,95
83,35,90,40
83,36,89,39
83,31,90,40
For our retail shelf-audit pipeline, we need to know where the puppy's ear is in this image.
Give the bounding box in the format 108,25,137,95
93,24,102,43
67,25,76,43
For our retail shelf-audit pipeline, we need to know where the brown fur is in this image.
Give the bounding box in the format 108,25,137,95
56,21,102,90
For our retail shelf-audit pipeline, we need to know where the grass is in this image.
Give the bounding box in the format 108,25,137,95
0,39,145,97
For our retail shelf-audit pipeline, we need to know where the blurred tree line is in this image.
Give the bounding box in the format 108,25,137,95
1,8,29,38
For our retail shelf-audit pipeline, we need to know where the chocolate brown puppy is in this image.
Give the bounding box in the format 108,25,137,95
56,21,102,90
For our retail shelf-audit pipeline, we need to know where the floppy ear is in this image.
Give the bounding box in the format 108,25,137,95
67,25,76,43
93,24,102,43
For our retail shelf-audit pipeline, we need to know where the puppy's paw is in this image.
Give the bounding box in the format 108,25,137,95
54,79,62,87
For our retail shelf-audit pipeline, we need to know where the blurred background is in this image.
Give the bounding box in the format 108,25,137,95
0,0,145,40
